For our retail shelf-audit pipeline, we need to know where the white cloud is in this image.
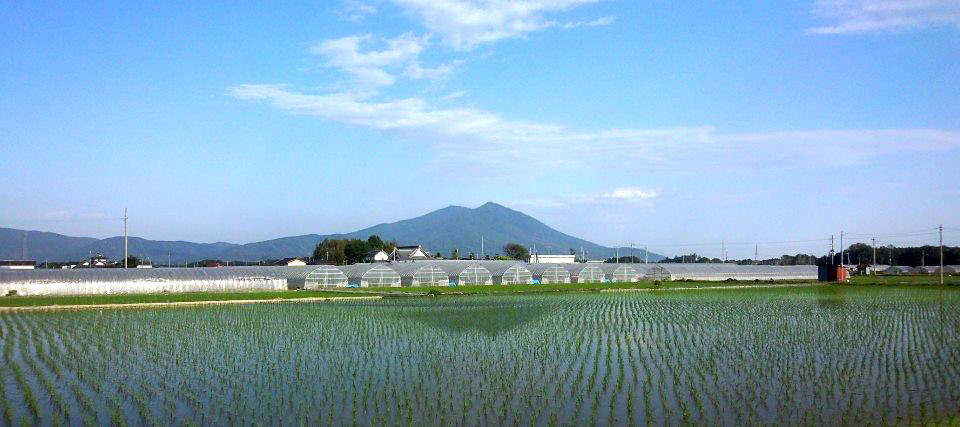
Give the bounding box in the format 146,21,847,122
392,0,603,48
339,0,378,22
510,187,660,208
229,84,960,169
311,33,458,86
562,16,614,29
603,188,658,200
808,0,960,34
441,90,469,100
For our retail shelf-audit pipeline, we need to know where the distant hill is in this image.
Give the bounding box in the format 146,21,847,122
0,202,662,263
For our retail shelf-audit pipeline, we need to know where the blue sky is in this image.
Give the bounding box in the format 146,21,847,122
2,0,958,258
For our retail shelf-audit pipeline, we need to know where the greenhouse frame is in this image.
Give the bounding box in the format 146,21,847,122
394,263,450,287
529,264,571,284
564,264,605,283
342,264,401,287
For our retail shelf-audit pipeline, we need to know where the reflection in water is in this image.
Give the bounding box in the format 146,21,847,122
399,298,553,336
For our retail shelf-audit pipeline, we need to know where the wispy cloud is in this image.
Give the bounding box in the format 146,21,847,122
339,0,378,23
510,187,660,208
808,0,960,34
311,33,455,87
229,84,960,169
562,16,615,29
391,0,603,49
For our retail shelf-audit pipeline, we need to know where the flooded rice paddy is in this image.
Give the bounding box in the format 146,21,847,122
1,285,958,425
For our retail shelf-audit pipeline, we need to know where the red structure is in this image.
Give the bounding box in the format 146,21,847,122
818,264,848,282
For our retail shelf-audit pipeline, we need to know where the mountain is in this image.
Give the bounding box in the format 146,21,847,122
0,202,662,263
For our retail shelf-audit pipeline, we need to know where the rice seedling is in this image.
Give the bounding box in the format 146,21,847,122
0,285,957,423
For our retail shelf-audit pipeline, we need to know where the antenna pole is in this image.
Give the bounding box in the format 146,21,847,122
123,208,128,268
940,225,944,286
721,240,725,263
839,231,844,268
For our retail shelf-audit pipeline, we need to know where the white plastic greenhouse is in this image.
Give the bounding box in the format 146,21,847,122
657,264,817,281
529,264,571,284
475,261,534,285
394,263,450,287
287,265,349,289
0,260,822,296
342,264,402,287
0,266,302,296
565,264,605,283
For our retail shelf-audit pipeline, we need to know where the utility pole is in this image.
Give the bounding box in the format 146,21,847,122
721,240,725,263
123,208,129,268
754,244,759,265
616,246,619,264
480,236,484,259
940,225,944,286
21,231,27,260
644,245,648,264
871,238,876,268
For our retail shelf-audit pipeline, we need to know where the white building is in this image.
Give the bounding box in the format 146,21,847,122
278,258,307,267
391,245,431,261
529,254,576,264
0,260,36,270
365,249,390,262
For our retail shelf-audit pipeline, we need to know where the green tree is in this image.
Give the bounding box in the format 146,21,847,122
313,239,347,265
119,256,140,268
503,243,529,261
383,240,397,255
367,235,384,249
451,249,459,260
344,239,370,264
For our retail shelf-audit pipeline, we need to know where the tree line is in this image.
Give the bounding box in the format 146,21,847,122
312,235,397,265
655,244,959,267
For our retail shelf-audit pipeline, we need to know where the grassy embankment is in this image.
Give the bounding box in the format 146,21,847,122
848,274,960,286
1,275,954,308
0,290,353,308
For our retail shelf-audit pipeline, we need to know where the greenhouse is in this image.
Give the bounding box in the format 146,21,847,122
0,266,301,296
394,263,450,287
657,264,817,281
289,265,349,289
529,264,571,284
883,266,916,274
342,264,401,287
479,261,533,285
601,264,639,282
565,264,605,283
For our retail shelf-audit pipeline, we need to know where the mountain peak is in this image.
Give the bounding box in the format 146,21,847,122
476,201,507,210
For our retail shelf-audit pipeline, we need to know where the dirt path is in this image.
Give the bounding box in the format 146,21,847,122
0,295,383,312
